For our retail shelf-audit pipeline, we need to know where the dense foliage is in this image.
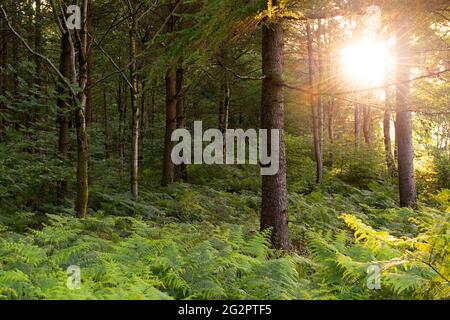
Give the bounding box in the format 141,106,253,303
0,0,448,300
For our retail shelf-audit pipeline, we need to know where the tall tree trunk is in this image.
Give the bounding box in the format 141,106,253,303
11,4,18,99
74,0,90,218
219,76,230,133
149,82,156,146
354,101,362,149
129,11,140,200
0,13,7,141
85,0,93,126
395,15,417,208
363,92,372,145
162,66,177,186
384,86,395,178
307,23,323,184
56,31,71,202
103,89,109,159
327,99,335,167
175,64,188,182
117,76,125,177
260,13,289,250
34,0,42,88
316,21,324,157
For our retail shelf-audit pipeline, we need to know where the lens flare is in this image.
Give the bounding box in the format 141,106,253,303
341,40,393,87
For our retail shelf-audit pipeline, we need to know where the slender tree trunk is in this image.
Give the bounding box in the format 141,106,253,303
307,23,323,184
384,86,394,177
395,15,417,208
12,5,18,99
260,14,289,250
363,92,372,145
162,66,177,186
149,82,156,146
56,31,71,202
355,101,362,149
316,21,324,156
327,99,335,167
85,0,93,126
0,13,7,141
129,12,140,200
117,75,125,177
74,0,90,218
34,0,42,89
219,76,230,133
175,64,188,182
103,89,109,159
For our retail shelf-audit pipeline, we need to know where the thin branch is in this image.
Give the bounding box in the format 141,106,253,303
216,61,266,81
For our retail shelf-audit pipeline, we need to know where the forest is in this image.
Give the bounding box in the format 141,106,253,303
0,0,448,301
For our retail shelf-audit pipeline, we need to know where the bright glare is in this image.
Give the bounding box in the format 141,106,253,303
341,40,393,87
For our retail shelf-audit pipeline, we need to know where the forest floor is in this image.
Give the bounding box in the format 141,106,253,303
0,136,448,300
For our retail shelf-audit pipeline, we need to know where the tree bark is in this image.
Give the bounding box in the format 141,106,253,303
0,13,7,141
11,4,18,98
260,15,289,250
395,15,417,208
34,0,42,89
56,31,71,202
129,9,140,200
175,64,188,182
363,92,372,145
384,86,395,178
103,89,109,159
85,0,94,126
307,23,323,184
354,101,362,149
74,0,90,218
162,66,177,186
219,76,230,134
116,75,125,177
327,99,335,167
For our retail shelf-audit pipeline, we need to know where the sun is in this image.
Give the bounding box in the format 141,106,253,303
341,40,394,87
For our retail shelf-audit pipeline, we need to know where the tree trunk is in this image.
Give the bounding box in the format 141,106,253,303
12,5,18,98
355,101,362,149
0,13,7,141
260,14,289,250
149,82,156,146
175,64,188,182
162,66,177,186
85,0,93,126
384,86,395,178
74,0,90,218
395,15,417,208
316,21,324,157
327,99,335,167
219,76,230,133
363,92,372,145
117,75,125,177
103,89,109,159
307,23,323,184
34,0,42,88
56,31,71,202
129,12,140,200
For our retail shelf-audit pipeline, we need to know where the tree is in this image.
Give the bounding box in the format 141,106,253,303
56,29,71,202
162,1,179,186
74,0,91,218
395,10,417,208
384,85,395,177
260,3,289,250
307,22,323,184
126,0,140,199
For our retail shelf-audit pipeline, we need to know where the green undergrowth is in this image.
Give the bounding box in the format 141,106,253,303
0,176,448,300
